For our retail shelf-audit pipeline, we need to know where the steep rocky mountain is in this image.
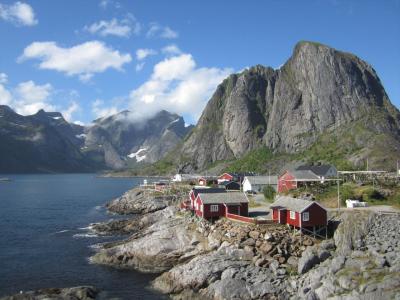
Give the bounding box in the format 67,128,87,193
0,105,99,173
0,106,192,173
80,110,193,169
177,41,400,172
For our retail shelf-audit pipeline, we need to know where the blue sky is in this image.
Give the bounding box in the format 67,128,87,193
0,0,399,125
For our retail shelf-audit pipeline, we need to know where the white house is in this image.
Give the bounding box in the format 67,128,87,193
172,174,202,182
242,176,278,193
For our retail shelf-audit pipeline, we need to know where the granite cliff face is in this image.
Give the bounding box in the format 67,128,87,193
179,41,400,172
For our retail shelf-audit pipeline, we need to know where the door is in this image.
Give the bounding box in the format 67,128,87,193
278,209,287,224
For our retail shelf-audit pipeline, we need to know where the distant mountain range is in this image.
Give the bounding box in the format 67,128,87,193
0,106,192,173
1,41,399,174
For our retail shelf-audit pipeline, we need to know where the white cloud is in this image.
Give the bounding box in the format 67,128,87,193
62,101,80,121
15,81,52,104
92,99,119,119
128,53,232,123
136,48,157,61
0,84,12,105
99,0,121,9
0,1,37,26
19,41,132,81
146,22,178,39
162,44,182,56
84,15,140,38
13,80,55,115
0,73,8,84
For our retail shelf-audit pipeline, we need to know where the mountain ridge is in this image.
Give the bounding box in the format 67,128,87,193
165,41,400,173
0,105,191,173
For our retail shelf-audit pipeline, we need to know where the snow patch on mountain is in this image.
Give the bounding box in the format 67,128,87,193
127,148,147,162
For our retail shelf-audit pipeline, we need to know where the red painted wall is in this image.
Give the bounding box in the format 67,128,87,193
272,208,279,222
278,171,298,193
218,173,233,181
300,203,327,227
203,203,226,218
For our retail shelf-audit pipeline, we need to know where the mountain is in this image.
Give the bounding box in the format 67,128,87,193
0,106,192,173
0,105,99,173
82,110,193,169
174,41,400,173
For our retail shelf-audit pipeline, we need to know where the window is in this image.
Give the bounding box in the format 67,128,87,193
210,205,219,212
200,204,204,212
303,212,309,221
290,211,296,220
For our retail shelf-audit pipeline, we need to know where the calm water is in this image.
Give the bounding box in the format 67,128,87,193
0,174,165,299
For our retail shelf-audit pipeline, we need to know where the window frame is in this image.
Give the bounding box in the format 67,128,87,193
302,211,310,222
210,204,219,212
289,210,296,220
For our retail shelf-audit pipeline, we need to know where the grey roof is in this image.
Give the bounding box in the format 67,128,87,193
192,188,226,197
296,165,336,176
245,176,278,185
198,192,249,204
289,170,321,181
271,195,326,213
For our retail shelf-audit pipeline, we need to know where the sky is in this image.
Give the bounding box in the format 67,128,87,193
0,0,399,125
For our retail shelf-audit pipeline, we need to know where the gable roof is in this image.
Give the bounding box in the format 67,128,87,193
244,176,278,185
296,164,336,176
219,181,240,187
192,187,226,198
270,195,326,213
198,192,249,204
287,170,321,181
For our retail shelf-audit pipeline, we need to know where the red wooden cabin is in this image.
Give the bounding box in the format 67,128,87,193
188,187,225,210
198,177,218,186
278,170,321,193
271,196,327,237
217,173,234,184
194,192,249,220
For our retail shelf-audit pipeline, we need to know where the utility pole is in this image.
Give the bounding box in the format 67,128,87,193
337,176,340,213
366,158,369,171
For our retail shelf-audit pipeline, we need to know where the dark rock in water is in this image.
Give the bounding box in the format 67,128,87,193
0,286,98,300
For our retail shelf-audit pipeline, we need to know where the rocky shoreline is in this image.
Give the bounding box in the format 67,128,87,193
0,286,98,300
88,186,400,299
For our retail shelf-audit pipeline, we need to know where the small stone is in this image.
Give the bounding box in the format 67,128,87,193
249,230,260,239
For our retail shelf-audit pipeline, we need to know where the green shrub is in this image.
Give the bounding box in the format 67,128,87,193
263,185,276,202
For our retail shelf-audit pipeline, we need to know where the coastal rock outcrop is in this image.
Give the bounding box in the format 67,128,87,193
296,212,400,300
0,286,98,300
106,187,178,214
90,186,400,300
91,214,208,272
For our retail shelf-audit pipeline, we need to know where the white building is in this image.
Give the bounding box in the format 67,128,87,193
242,176,278,193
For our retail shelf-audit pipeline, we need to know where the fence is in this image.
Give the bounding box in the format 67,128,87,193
225,213,274,225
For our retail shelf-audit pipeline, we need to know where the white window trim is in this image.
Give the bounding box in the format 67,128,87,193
210,204,219,212
302,212,309,222
290,211,296,220
200,204,204,213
